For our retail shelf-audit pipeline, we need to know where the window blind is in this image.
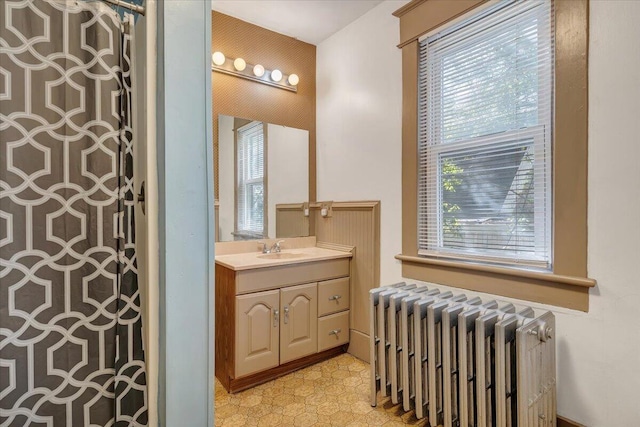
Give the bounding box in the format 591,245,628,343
237,121,265,236
417,0,554,268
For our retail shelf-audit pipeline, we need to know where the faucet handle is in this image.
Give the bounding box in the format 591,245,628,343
258,242,269,253
273,240,285,253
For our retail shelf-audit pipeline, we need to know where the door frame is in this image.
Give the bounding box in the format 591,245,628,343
156,0,215,425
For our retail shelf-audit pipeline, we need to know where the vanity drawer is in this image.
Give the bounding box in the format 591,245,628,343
318,311,349,352
318,277,350,316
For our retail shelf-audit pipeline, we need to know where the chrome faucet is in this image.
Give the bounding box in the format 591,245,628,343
258,240,285,254
271,240,284,253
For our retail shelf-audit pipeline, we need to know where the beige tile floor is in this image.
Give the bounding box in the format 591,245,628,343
214,353,428,426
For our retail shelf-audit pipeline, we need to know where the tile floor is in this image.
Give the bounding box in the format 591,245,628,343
214,353,428,426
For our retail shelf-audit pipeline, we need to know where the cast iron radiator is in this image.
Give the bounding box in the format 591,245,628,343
369,283,556,427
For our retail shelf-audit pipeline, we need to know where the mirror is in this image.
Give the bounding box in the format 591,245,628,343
216,114,309,242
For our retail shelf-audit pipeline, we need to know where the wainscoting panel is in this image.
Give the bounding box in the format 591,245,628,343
313,201,380,362
275,203,310,238
215,200,220,242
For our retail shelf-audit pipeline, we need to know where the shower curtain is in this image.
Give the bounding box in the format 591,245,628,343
0,0,148,425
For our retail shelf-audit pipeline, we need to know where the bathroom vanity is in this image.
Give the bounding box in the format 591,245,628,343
214,245,352,393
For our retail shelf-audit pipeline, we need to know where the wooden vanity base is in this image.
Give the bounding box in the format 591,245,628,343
215,256,352,394
222,344,347,394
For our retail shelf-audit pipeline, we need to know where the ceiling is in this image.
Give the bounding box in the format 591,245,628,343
211,0,384,45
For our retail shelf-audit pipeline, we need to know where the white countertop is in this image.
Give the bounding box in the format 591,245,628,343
215,246,352,271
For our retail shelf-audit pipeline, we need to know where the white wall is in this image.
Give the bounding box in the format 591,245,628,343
582,1,640,423
218,115,235,241
317,0,407,286
267,123,309,238
316,1,640,425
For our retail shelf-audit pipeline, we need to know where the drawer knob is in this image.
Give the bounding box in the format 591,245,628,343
328,295,342,302
329,329,341,337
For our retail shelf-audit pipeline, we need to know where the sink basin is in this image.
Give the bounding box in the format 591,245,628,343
257,252,304,260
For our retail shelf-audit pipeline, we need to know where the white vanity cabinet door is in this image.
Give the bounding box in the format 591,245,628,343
280,282,318,364
235,289,280,378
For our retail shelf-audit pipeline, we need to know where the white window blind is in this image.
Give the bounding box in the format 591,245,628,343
418,0,554,269
237,121,265,236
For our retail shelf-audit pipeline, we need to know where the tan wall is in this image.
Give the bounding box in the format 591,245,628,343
212,11,316,201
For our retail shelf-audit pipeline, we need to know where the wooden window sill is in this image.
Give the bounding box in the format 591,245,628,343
396,254,595,312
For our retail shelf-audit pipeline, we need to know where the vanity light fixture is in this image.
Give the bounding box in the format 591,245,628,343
211,51,298,93
212,51,226,66
233,58,246,71
270,69,283,82
253,64,265,77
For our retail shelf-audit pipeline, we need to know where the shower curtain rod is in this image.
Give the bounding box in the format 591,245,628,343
101,0,145,15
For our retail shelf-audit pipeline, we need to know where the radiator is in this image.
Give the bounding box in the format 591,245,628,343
369,283,556,427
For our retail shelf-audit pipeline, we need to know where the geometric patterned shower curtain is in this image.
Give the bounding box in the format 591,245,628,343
0,1,148,425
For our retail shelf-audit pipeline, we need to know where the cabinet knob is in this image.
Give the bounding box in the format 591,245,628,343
273,309,279,327
284,306,289,324
328,295,342,302
329,329,341,338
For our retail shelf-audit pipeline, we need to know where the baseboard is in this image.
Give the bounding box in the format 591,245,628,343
347,329,369,362
558,415,586,427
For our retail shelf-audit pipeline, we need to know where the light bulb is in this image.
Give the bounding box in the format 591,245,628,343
212,51,225,66
288,74,299,86
253,64,265,77
271,69,282,82
233,58,246,71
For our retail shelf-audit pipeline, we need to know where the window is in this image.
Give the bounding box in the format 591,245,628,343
236,121,266,237
394,0,593,311
418,0,553,269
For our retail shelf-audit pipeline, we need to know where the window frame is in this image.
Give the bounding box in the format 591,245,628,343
418,1,554,268
394,0,595,311
234,121,267,239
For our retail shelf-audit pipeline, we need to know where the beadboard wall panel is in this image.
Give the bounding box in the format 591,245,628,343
275,203,309,239
313,201,380,362
215,201,220,242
